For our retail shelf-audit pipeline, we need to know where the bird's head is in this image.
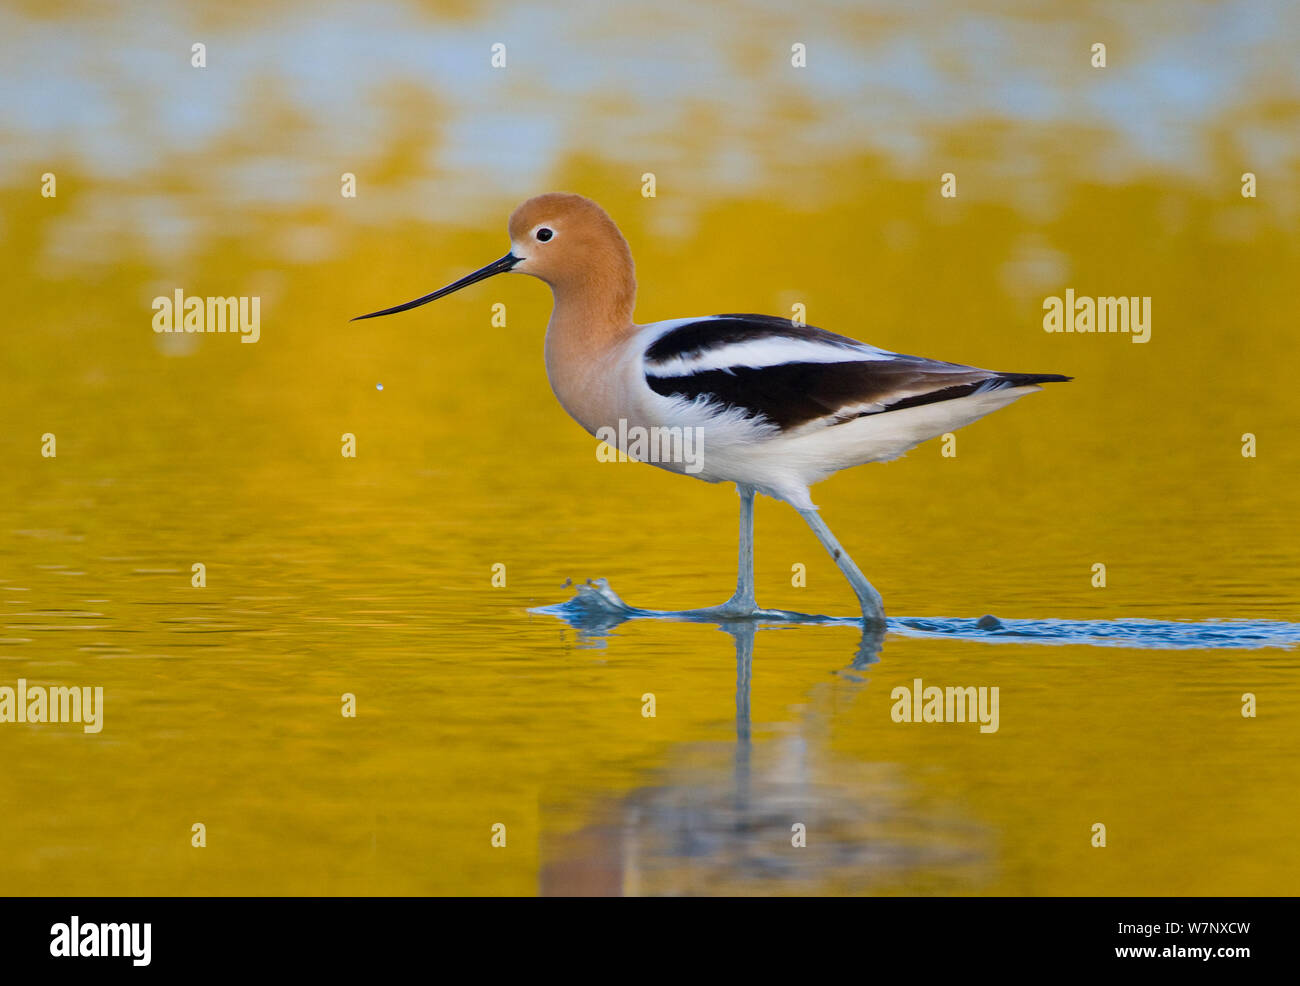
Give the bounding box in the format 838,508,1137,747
353,192,634,322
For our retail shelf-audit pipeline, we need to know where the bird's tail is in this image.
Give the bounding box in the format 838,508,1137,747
994,372,1073,387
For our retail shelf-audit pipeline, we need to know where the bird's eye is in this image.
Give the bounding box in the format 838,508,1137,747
536,227,554,242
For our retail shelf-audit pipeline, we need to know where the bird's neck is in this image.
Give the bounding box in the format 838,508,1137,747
543,273,639,435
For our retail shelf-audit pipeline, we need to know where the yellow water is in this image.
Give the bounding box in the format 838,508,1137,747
2,1,1298,896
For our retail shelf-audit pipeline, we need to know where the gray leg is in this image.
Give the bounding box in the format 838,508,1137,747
719,484,758,615
553,491,879,626
798,508,886,626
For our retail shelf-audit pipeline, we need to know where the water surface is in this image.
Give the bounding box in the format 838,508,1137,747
2,0,1298,896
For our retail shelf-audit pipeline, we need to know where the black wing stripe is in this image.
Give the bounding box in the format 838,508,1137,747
647,361,1070,431
644,315,867,364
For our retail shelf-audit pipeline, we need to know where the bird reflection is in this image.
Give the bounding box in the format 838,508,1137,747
542,575,886,672
537,592,984,896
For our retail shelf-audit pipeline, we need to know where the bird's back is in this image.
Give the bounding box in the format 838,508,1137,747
641,313,1069,434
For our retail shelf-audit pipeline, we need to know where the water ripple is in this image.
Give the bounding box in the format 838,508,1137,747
536,578,1300,650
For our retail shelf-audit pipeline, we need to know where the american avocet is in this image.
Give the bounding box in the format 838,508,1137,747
355,193,1069,625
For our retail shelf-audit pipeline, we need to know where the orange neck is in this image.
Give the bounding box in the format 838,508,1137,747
542,260,639,434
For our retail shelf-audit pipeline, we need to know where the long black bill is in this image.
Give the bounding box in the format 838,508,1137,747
351,253,519,321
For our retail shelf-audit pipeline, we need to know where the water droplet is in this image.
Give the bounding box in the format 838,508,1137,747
376,383,384,391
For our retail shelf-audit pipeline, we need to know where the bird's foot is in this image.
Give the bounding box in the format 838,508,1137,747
854,588,887,629
706,594,760,620
858,607,887,630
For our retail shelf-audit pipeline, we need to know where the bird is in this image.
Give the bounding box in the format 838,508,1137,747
354,193,1070,626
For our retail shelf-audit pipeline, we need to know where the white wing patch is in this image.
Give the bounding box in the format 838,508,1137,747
644,333,895,377
818,375,1005,424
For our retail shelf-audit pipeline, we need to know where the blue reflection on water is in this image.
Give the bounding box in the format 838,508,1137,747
537,577,1300,650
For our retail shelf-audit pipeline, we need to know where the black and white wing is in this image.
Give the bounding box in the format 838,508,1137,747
642,314,1069,432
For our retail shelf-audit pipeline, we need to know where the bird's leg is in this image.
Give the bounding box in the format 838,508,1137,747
716,484,758,617
797,508,886,627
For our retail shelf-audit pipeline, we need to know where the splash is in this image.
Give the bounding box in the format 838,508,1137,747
534,578,1300,650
